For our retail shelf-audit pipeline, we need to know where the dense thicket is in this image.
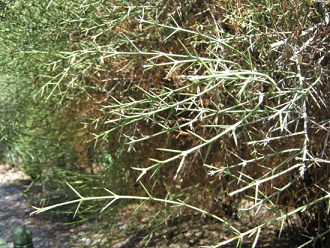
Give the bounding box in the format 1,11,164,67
0,0,329,246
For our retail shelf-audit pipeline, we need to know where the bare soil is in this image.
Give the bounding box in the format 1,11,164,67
0,163,300,247
0,163,92,248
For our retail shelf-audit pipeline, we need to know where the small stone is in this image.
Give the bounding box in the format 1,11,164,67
188,238,196,245
81,237,91,246
195,231,203,238
118,224,128,230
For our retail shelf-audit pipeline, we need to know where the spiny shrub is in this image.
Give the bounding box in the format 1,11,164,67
1,0,329,247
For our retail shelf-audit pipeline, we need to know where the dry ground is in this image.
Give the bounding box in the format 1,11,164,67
0,163,301,247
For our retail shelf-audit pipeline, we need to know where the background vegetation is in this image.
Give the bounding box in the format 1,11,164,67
0,0,329,247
